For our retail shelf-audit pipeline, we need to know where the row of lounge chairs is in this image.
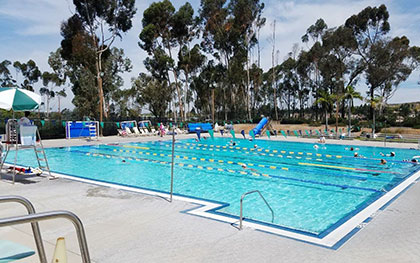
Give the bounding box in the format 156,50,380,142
118,127,158,137
273,128,349,139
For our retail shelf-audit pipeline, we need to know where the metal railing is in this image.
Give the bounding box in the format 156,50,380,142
0,196,91,263
239,190,274,230
0,195,47,263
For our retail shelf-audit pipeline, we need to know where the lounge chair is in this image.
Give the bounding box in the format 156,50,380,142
141,128,152,136
151,127,158,135
125,127,135,136
293,130,300,137
132,127,143,136
305,130,311,137
117,129,127,137
315,130,321,137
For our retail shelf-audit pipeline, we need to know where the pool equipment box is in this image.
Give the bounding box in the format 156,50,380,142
66,121,99,139
187,123,212,133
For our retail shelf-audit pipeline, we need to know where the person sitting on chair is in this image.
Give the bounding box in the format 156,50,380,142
18,111,32,126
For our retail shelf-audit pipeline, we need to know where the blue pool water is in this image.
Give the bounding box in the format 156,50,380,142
8,138,420,236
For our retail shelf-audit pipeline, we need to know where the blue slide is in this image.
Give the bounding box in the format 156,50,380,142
252,117,268,135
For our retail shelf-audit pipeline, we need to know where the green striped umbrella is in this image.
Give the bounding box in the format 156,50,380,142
0,87,41,111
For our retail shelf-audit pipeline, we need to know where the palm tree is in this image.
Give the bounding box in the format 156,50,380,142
315,90,334,131
343,85,362,137
365,96,384,137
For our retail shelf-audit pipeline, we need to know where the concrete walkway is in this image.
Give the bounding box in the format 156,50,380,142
1,135,420,262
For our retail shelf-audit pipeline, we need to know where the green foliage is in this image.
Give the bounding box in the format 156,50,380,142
131,73,173,118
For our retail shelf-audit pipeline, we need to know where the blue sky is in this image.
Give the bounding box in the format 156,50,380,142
0,0,419,112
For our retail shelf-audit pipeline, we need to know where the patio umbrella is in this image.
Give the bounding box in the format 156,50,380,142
0,87,41,111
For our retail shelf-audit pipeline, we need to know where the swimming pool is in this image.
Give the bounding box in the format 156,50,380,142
8,137,420,248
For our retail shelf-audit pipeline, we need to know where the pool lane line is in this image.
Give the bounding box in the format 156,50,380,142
100,146,392,183
121,145,150,150
159,144,394,173
75,149,383,193
80,149,388,189
106,146,289,171
181,142,345,159
298,162,400,175
176,141,414,165
104,145,400,178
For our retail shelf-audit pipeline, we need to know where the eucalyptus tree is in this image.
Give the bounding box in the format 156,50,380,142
56,89,67,118
132,73,173,119
40,72,62,117
199,0,264,120
0,60,15,87
345,4,390,118
12,60,41,91
178,44,206,120
61,0,136,123
140,0,194,121
301,19,328,120
365,36,416,108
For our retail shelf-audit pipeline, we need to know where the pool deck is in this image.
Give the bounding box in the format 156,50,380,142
1,134,420,262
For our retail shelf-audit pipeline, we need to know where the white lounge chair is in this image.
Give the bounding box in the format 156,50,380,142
125,127,135,136
132,127,143,136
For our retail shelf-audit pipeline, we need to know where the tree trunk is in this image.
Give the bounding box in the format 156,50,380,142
58,96,61,119
167,45,183,122
211,88,215,125
46,96,50,118
184,69,190,122
335,100,339,136
95,56,104,136
348,100,351,137
372,109,375,136
325,109,328,131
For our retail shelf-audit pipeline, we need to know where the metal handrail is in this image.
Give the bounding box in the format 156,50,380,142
239,190,274,230
0,210,91,263
0,195,47,263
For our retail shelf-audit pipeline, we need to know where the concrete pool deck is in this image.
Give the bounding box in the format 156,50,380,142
1,135,420,262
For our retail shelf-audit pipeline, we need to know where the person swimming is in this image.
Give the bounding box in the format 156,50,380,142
354,152,363,157
241,164,259,173
380,151,395,157
313,144,319,150
380,159,387,165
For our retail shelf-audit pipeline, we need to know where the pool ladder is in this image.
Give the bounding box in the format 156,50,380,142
239,190,274,230
0,195,91,263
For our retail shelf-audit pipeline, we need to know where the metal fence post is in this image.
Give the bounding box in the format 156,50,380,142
170,127,175,202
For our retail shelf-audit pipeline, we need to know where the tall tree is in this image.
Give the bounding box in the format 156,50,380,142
342,85,362,136
61,0,136,124
0,60,15,87
140,0,188,121
132,73,173,119
12,60,41,91
345,4,390,118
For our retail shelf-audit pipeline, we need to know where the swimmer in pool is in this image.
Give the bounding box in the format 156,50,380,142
313,144,319,150
380,151,395,157
380,159,387,165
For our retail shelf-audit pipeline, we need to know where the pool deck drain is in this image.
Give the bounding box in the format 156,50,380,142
1,134,420,262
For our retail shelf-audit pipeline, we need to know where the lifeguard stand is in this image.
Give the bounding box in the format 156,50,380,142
0,119,52,183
